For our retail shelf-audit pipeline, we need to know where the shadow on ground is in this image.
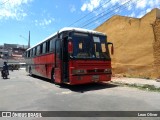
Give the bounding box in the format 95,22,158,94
59,83,118,93
29,74,118,93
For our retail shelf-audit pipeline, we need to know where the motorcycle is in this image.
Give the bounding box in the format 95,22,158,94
1,70,8,79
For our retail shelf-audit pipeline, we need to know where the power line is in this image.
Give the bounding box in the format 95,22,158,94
68,0,112,27
89,0,141,28
68,0,142,29
86,0,141,30
74,0,129,28
76,3,119,28
85,0,137,29
80,0,133,28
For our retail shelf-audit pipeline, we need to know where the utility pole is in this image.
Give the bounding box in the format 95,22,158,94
28,31,30,48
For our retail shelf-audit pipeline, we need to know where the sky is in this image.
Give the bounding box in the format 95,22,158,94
0,0,160,47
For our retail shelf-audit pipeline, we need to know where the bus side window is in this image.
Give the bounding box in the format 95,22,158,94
30,49,32,57
36,47,38,55
42,42,46,54
47,40,50,53
30,49,33,57
35,47,37,56
28,50,31,58
49,39,53,52
50,38,55,52
37,46,41,55
33,48,35,57
40,44,43,54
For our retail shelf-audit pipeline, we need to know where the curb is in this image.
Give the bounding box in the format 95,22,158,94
111,81,160,92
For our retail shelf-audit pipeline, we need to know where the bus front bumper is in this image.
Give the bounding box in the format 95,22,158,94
69,74,112,85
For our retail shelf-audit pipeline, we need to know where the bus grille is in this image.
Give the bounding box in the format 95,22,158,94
77,63,110,67
87,69,104,73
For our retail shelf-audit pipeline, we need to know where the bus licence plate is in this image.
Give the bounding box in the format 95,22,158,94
92,75,99,81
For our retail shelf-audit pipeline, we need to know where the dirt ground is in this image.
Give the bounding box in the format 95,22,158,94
96,8,160,79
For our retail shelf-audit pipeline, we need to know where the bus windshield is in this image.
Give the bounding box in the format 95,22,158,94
70,32,110,60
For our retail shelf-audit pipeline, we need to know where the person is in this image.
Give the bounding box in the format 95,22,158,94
1,62,9,76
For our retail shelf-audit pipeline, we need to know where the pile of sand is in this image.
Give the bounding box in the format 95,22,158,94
96,8,160,79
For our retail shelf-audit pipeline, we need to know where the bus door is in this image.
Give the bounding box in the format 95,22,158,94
61,37,69,83
54,39,62,83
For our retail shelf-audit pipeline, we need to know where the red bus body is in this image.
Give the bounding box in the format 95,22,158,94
25,27,113,85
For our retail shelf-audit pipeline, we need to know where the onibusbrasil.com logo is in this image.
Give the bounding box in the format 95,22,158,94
1,112,42,118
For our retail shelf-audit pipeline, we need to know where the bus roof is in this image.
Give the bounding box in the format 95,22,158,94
59,27,105,35
26,27,106,51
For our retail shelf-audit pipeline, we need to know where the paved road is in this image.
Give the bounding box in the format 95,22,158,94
0,70,160,120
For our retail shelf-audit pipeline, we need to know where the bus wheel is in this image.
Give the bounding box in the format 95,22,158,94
51,69,55,83
29,67,32,76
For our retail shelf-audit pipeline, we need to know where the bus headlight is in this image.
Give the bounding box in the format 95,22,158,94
72,69,86,75
104,68,111,73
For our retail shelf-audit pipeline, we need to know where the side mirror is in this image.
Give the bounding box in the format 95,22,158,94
108,42,114,55
111,45,114,55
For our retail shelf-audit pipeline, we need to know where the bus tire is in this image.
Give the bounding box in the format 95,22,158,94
29,67,32,76
51,69,55,83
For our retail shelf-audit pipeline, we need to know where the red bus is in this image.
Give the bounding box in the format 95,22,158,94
25,27,113,85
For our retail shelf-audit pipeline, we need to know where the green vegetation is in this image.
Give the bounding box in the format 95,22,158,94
122,74,151,79
113,82,160,92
